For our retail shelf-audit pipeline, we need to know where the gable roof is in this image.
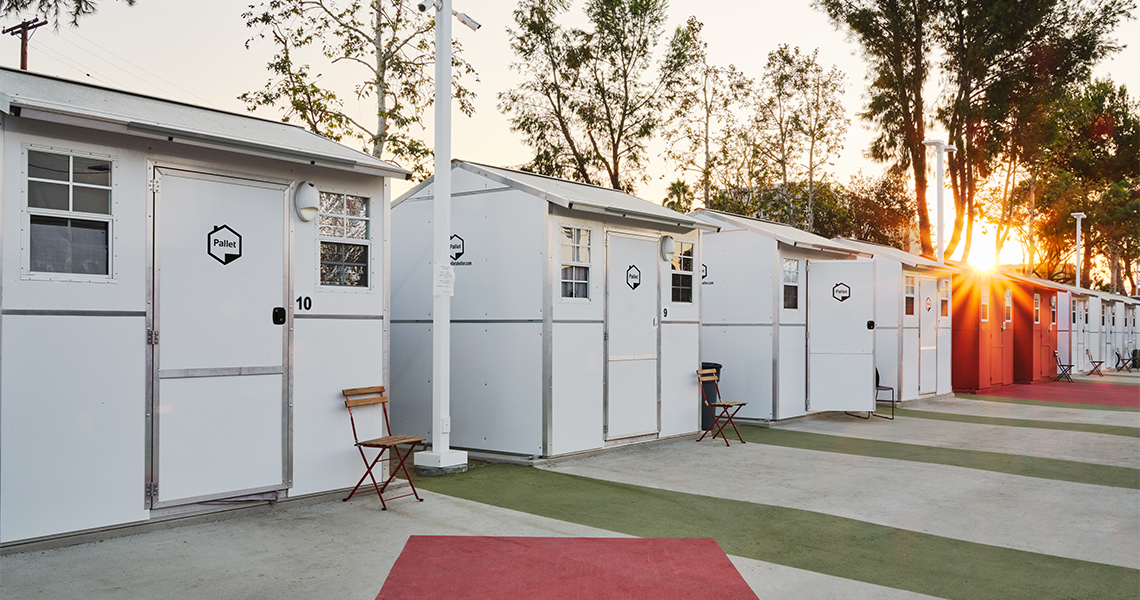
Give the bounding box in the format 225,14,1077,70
692,209,867,257
395,161,717,231
834,238,956,270
0,67,410,179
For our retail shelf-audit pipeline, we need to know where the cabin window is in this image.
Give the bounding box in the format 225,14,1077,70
26,149,113,276
560,227,590,299
940,280,950,317
1051,296,1057,324
319,192,370,287
1111,305,1116,327
782,258,799,309
670,241,694,303
1034,293,1041,324
1004,289,1012,322
904,276,916,316
1101,305,1106,326
981,285,989,321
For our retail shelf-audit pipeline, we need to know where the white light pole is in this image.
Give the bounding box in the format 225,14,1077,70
1071,212,1086,289
922,139,957,264
414,0,479,475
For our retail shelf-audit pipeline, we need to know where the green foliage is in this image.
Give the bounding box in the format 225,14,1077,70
662,179,693,213
241,0,478,177
501,0,699,191
1,0,133,26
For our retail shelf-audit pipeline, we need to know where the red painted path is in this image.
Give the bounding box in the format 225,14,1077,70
973,379,1139,408
377,536,758,600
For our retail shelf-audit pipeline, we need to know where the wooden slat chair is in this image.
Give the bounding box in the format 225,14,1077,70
1114,350,1133,373
1085,349,1105,377
1054,351,1074,382
342,386,425,510
696,369,747,446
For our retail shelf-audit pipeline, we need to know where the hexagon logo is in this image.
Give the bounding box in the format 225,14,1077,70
926,297,932,311
450,234,464,261
207,225,242,265
832,282,851,302
626,264,641,290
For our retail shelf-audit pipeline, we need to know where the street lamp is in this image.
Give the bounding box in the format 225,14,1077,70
922,139,957,264
1071,212,1086,288
413,0,479,475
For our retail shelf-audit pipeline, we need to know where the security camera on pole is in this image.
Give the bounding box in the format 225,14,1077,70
414,0,479,476
922,139,957,264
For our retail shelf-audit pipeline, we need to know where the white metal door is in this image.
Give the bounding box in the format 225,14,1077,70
807,260,875,412
919,276,937,393
605,232,659,440
152,168,288,507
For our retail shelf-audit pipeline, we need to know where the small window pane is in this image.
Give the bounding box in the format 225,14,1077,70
574,283,588,297
73,186,111,214
783,284,798,309
578,246,589,263
561,282,574,297
345,196,367,217
320,241,367,287
574,266,588,281
72,157,111,186
345,218,368,240
905,296,915,316
561,245,574,262
28,180,70,210
28,151,68,181
319,215,344,237
30,216,108,275
782,258,798,284
319,192,343,214
579,229,590,247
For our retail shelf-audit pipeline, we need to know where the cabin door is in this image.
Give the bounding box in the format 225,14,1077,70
150,167,289,508
806,260,875,412
604,232,660,440
919,276,938,394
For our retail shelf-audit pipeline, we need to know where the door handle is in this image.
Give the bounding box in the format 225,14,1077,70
272,307,287,325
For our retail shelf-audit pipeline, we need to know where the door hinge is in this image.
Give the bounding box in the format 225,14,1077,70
147,329,159,345
148,178,160,194
145,482,158,498
603,425,608,436
604,331,609,341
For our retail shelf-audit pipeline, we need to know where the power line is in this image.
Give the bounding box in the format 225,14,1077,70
28,39,124,88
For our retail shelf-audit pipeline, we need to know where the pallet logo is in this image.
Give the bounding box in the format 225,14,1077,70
450,234,471,266
832,282,851,302
207,225,242,265
627,265,641,290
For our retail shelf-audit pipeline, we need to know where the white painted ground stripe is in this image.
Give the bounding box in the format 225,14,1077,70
902,397,1140,427
776,415,1139,469
541,441,1140,569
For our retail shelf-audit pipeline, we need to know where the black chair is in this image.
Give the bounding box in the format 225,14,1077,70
1114,350,1133,373
1054,351,1073,382
848,368,895,420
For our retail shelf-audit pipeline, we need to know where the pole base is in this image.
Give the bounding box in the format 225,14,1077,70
414,449,468,477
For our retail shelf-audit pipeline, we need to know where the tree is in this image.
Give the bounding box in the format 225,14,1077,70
2,0,132,26
934,0,1133,264
815,0,934,255
241,0,477,176
662,18,750,207
662,179,694,213
500,0,699,191
844,168,915,249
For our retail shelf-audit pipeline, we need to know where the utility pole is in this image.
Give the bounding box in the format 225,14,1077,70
1071,212,1086,288
3,19,48,70
922,139,957,264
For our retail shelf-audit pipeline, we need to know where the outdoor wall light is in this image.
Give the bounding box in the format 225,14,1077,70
294,181,320,222
660,236,676,261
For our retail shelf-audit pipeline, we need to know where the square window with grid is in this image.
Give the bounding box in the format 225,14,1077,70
940,280,950,317
26,149,113,276
671,241,694,303
560,227,590,299
1005,289,1013,322
981,285,989,321
1034,293,1041,323
319,192,370,287
904,276,916,316
782,258,799,309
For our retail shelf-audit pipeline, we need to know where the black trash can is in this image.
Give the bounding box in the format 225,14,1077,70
700,362,723,431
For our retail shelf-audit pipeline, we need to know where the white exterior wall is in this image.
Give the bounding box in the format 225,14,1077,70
936,277,953,395
390,179,546,456
1057,291,1072,369
778,247,809,419
872,259,903,401
2,113,389,543
867,260,950,401
700,231,777,420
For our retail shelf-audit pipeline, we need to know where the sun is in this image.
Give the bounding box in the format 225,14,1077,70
967,251,996,271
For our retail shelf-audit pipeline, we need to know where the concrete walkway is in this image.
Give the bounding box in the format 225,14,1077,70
2,381,1137,599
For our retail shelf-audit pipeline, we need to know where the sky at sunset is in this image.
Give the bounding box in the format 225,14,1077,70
4,0,1136,268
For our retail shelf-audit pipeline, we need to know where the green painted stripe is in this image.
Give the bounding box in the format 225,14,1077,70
1071,377,1140,386
894,408,1140,437
738,427,1139,489
418,465,1139,600
958,393,1140,413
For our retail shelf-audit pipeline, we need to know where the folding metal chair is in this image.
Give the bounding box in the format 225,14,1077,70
1086,349,1105,377
873,368,896,419
1054,351,1073,382
1114,351,1133,373
342,386,426,510
696,369,747,445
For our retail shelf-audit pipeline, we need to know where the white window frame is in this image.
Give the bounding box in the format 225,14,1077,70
22,145,117,282
981,285,989,322
1051,296,1057,325
1034,293,1041,324
1004,289,1013,323
559,226,592,301
940,279,950,318
317,191,372,290
782,258,799,310
904,275,916,316
670,240,694,304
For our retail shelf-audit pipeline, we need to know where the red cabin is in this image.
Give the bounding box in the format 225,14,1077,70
951,270,1016,393
1007,274,1063,384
